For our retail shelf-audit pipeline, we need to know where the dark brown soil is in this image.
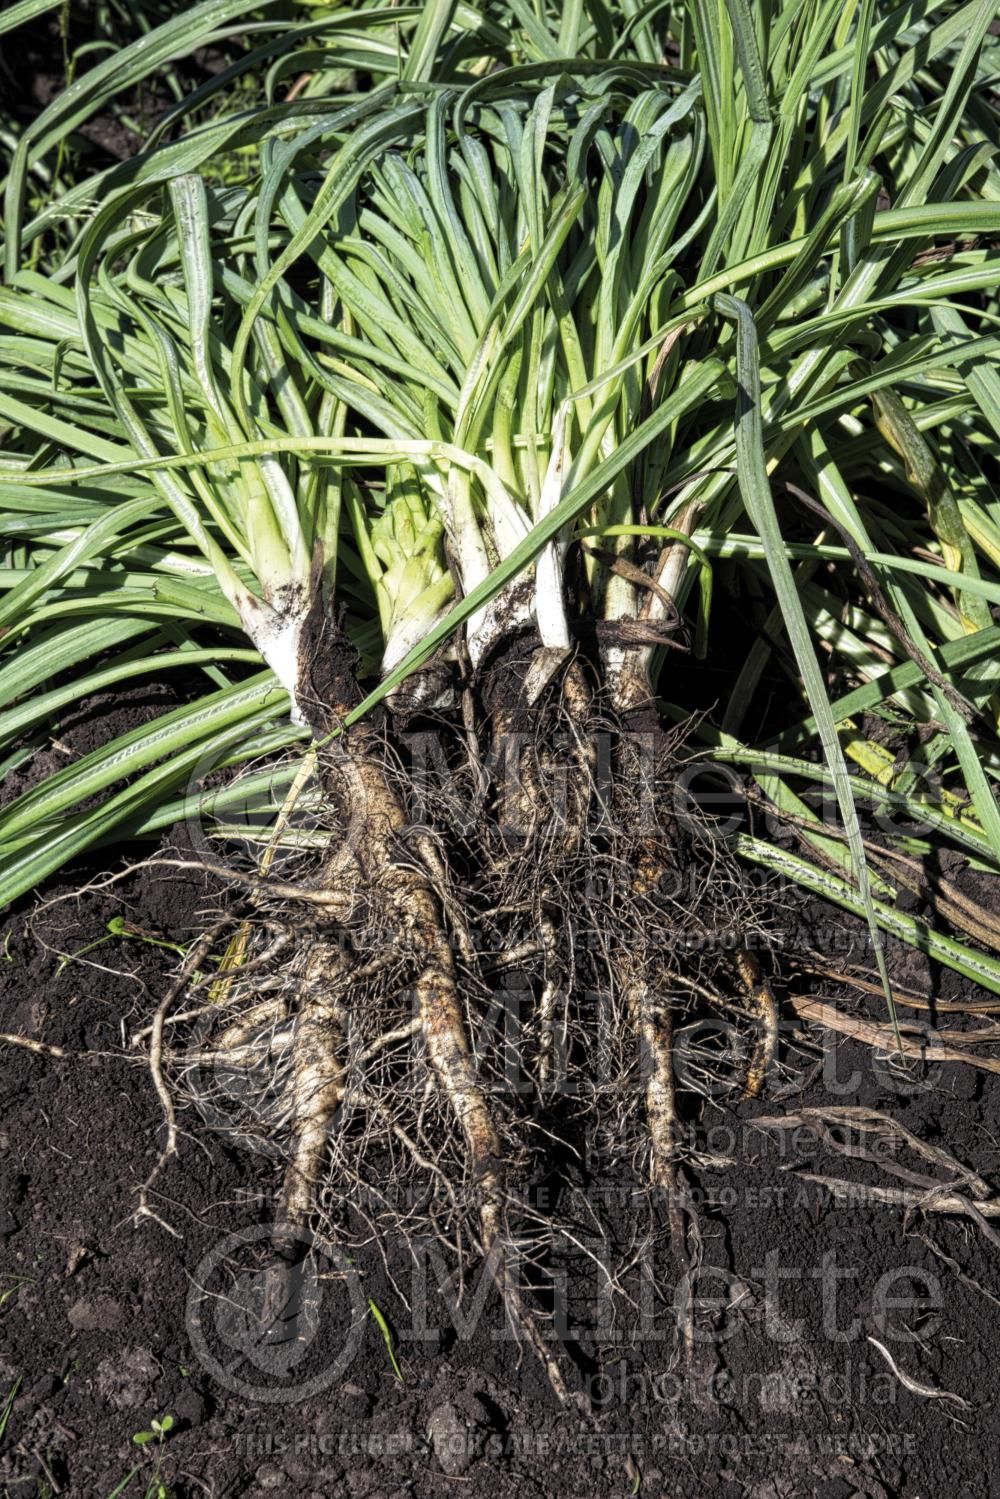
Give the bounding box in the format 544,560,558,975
1,713,999,1498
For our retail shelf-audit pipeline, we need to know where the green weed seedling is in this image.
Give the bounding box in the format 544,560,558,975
368,1298,403,1384
105,1414,176,1499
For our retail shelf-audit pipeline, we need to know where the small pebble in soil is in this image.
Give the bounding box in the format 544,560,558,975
427,1398,482,1476
340,1380,372,1418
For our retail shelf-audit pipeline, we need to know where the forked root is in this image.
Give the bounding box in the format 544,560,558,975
756,1105,1000,1247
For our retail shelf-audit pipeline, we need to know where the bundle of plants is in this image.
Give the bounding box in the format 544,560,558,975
2,0,1000,1400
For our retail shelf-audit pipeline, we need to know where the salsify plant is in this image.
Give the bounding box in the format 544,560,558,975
2,0,1000,1396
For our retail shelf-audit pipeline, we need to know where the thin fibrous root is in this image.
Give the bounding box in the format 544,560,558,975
147,857,354,913
136,918,234,1235
866,1336,971,1409
129,937,294,1045
0,1034,137,1066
